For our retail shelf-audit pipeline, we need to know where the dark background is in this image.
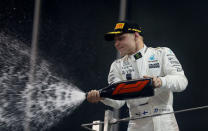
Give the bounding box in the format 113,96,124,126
0,0,208,131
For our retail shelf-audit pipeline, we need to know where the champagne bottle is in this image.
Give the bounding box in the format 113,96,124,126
87,78,154,100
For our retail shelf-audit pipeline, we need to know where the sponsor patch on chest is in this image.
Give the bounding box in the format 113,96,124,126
149,63,160,68
121,59,135,75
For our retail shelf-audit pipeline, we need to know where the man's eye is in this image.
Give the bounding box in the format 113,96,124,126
119,37,125,41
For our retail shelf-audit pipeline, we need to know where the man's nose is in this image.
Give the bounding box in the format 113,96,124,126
114,41,119,47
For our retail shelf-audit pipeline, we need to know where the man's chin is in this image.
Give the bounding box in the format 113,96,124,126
119,51,127,57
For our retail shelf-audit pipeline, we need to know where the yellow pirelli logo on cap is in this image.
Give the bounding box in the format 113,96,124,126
114,23,125,30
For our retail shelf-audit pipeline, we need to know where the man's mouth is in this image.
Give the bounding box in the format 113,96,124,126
118,47,124,50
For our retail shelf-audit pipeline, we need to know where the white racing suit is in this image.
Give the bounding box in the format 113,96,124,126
101,44,188,131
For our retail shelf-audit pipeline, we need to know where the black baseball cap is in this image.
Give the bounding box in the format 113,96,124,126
104,21,143,41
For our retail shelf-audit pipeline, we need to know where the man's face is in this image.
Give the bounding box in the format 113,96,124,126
114,33,137,56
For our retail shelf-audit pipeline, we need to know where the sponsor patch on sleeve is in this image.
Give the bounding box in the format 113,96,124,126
166,48,183,72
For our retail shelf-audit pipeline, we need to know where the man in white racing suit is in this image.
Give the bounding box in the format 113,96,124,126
87,21,188,131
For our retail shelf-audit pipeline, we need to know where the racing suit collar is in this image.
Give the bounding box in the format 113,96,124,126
129,44,147,61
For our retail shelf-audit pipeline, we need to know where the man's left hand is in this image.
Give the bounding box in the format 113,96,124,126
143,75,162,88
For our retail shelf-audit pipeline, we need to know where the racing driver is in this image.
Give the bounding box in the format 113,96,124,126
87,21,188,131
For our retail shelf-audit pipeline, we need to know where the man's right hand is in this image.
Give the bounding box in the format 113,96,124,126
87,90,104,103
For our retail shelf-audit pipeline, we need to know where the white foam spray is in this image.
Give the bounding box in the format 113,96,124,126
0,32,86,131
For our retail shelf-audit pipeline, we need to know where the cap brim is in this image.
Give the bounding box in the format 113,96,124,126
104,31,122,41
